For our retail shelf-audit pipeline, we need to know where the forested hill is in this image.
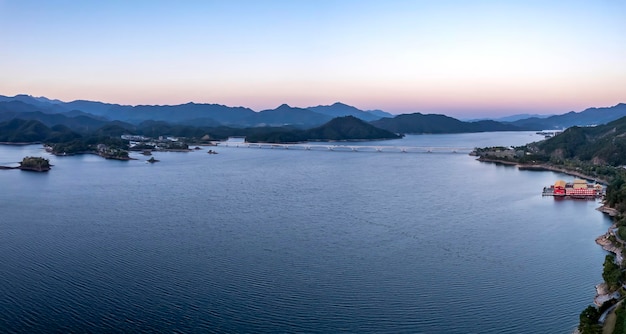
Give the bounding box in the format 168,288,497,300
307,115,401,141
245,116,402,143
371,113,526,134
0,119,81,143
530,115,626,166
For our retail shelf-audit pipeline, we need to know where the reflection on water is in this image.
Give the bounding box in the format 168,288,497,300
0,132,611,333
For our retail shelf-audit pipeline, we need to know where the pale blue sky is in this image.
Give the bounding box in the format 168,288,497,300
1,0,625,117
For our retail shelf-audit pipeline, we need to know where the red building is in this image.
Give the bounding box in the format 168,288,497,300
554,180,566,196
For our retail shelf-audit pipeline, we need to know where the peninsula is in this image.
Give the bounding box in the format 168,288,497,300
472,117,626,334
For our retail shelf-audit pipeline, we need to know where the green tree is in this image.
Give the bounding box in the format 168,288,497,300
603,254,623,291
578,305,602,333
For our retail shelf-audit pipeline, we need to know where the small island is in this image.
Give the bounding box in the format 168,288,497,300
19,156,51,172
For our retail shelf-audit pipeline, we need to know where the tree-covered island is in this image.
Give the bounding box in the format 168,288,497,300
19,156,51,172
47,136,132,160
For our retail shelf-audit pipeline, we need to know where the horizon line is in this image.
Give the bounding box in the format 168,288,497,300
3,93,625,119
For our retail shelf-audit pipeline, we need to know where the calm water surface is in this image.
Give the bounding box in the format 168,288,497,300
0,132,611,333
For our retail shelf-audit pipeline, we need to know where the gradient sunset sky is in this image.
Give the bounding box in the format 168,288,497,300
1,0,625,118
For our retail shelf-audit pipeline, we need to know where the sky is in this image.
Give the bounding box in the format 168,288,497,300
1,0,625,118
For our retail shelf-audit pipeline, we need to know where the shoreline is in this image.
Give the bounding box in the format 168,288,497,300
50,151,136,161
476,157,609,184
0,165,51,172
479,154,622,331
0,141,43,145
598,205,620,217
594,223,623,304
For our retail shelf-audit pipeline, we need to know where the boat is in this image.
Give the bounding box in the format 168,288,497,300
542,179,604,199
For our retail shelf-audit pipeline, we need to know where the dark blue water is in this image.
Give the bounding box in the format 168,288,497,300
0,132,611,333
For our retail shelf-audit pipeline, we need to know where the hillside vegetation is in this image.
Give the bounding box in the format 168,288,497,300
371,112,525,134
531,116,626,166
474,116,626,183
19,156,51,172
0,119,81,143
246,116,402,143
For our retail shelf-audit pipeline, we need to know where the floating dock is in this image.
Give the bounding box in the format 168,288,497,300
542,179,604,199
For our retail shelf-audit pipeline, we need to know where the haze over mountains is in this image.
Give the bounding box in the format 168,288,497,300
0,95,392,128
0,94,625,136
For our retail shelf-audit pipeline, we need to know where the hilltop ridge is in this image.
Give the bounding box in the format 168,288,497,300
1,94,625,137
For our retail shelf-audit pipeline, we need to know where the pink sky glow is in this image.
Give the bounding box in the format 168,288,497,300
1,1,624,118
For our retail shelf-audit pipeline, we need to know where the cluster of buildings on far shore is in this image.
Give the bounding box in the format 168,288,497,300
121,135,180,150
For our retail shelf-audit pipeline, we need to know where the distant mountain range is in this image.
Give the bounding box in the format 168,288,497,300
466,113,554,122
507,103,626,130
0,94,393,128
0,94,625,135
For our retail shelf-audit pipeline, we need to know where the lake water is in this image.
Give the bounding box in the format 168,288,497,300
0,132,612,333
